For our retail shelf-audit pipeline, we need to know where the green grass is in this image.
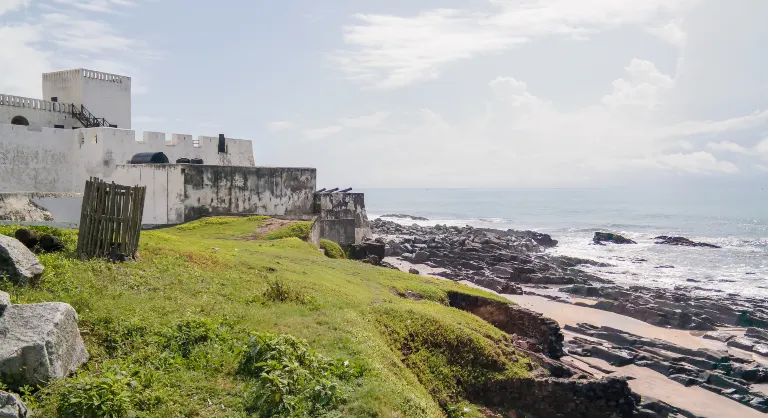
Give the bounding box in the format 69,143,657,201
319,239,346,259
264,222,313,241
0,219,531,418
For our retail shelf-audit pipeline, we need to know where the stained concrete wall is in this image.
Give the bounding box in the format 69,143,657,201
0,125,76,192
312,193,372,245
181,165,317,222
109,164,316,224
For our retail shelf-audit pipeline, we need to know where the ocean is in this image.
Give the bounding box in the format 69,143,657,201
361,187,768,299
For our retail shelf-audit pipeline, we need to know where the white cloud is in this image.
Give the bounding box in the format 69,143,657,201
278,56,766,187
268,120,296,132
707,141,750,154
644,151,739,173
335,0,700,88
647,19,687,48
0,0,28,15
51,0,135,14
301,125,344,141
755,138,768,161
301,111,390,140
0,1,153,97
601,59,675,109
755,164,768,173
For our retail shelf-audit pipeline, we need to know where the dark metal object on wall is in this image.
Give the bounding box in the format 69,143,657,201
130,152,169,164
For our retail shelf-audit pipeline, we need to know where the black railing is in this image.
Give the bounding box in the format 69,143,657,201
72,104,112,128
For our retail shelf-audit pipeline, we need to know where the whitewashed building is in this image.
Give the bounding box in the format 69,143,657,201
0,69,318,225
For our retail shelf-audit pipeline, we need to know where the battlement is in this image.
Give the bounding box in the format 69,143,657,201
43,69,129,85
0,94,73,114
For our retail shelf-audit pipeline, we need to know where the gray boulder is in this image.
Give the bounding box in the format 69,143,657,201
0,236,44,286
0,391,27,418
0,302,88,388
0,291,9,316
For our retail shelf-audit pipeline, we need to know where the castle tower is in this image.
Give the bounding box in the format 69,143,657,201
42,69,131,129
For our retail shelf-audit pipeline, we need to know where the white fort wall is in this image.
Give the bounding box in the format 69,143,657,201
0,126,255,193
43,69,132,129
0,94,79,130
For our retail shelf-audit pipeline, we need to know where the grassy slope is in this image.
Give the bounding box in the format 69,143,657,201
0,217,533,418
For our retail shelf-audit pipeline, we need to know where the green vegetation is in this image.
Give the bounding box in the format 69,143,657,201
319,239,346,259
0,218,530,417
264,221,313,241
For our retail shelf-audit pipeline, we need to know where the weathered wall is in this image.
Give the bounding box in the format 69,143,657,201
311,219,357,247
313,193,372,245
0,125,76,193
181,165,316,222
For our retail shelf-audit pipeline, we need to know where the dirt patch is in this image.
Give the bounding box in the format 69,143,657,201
249,218,298,240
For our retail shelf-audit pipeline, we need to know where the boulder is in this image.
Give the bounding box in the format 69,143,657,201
408,268,420,275
492,266,513,278
0,302,89,388
754,344,768,357
746,327,768,342
702,331,734,342
412,251,429,264
654,236,721,249
0,291,9,316
593,232,637,245
0,235,44,286
728,337,756,352
0,391,27,418
12,230,38,250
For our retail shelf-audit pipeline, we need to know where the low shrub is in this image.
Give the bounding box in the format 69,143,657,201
319,239,346,259
161,317,226,358
261,279,317,306
237,332,364,417
57,371,133,418
265,222,313,241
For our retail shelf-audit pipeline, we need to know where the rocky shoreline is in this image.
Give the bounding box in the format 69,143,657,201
371,217,768,416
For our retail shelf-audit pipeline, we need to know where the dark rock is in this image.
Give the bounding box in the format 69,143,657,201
655,265,675,269
13,229,38,249
39,234,65,253
380,214,429,221
408,268,420,275
728,337,757,351
702,331,734,342
654,236,721,249
588,346,636,366
593,232,637,245
412,251,429,264
746,327,768,342
669,374,704,387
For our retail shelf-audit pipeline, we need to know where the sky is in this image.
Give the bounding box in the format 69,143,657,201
1,0,767,188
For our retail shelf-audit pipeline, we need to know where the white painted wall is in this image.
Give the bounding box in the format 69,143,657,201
42,69,131,129
0,95,79,130
0,125,256,194
109,165,185,224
